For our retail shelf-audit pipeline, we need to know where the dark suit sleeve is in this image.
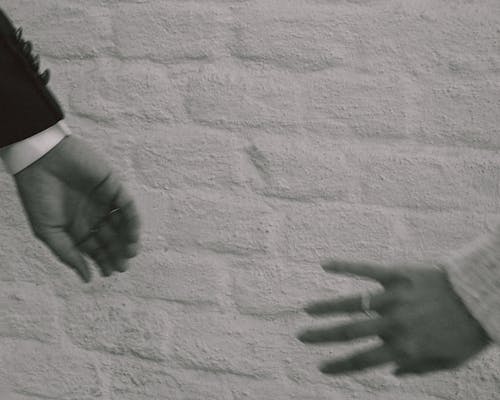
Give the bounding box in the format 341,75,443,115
0,8,64,148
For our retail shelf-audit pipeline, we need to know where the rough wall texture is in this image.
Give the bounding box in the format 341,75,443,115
1,0,500,399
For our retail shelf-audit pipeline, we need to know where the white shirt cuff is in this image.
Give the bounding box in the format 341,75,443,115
0,121,71,175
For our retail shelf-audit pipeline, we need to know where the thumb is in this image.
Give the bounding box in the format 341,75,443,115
40,229,91,283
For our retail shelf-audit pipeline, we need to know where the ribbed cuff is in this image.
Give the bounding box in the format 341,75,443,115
0,121,71,174
443,225,500,343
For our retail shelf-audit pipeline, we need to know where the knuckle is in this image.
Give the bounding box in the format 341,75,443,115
32,227,45,239
392,287,413,305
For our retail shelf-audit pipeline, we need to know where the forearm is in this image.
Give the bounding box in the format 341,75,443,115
443,225,500,343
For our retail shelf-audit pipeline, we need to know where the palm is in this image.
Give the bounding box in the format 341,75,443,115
21,167,113,241
298,260,491,376
14,135,140,282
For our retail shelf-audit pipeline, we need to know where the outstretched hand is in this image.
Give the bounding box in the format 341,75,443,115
298,260,491,376
14,135,140,282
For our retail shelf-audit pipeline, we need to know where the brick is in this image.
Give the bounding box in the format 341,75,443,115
0,392,49,400
245,135,356,201
226,374,411,400
110,362,231,400
408,75,500,149
225,377,296,400
356,144,500,212
301,70,413,138
63,294,172,361
278,203,397,262
0,340,103,399
2,1,113,58
0,224,56,284
396,210,488,261
230,257,296,315
105,249,231,306
230,2,355,72
131,123,246,191
350,0,500,76
141,188,279,256
334,1,500,148
110,364,179,400
112,1,231,63
69,59,184,122
184,65,302,130
172,312,287,378
0,282,58,343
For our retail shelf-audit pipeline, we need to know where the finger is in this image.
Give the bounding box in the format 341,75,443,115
305,291,395,316
124,241,140,258
109,209,134,243
77,235,101,259
77,236,113,277
394,359,459,376
109,210,141,257
320,259,404,285
93,223,128,272
109,208,122,230
40,229,91,282
298,318,392,343
94,252,114,277
94,221,115,245
320,345,395,375
90,171,140,245
110,186,141,243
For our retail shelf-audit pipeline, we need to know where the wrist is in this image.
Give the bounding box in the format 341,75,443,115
1,121,71,175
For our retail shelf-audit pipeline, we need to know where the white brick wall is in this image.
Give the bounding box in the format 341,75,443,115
2,1,500,399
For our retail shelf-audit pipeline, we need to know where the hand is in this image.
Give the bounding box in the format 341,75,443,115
14,135,141,282
297,260,491,376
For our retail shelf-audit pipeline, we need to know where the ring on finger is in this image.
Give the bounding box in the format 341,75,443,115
361,292,378,318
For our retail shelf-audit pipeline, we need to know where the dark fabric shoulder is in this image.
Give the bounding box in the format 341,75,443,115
0,8,17,36
0,7,64,148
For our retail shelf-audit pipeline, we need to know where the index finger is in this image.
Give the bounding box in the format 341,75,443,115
320,259,404,285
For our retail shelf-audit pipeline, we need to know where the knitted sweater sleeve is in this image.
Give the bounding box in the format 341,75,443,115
444,225,500,343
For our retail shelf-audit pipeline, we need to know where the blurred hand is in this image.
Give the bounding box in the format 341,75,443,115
14,135,140,282
298,260,491,376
